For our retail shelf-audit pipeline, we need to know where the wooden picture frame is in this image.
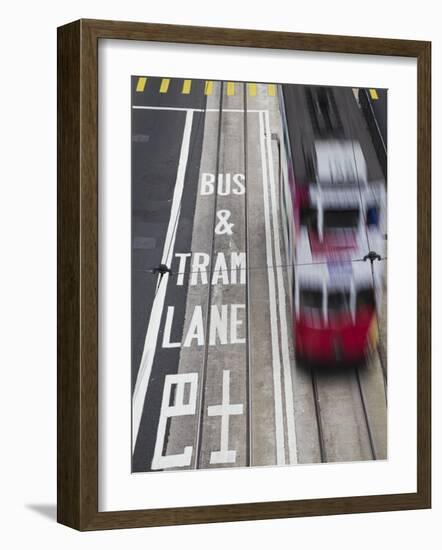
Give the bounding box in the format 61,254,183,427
57,18,431,530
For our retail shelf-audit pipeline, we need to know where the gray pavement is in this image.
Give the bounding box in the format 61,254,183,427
131,78,207,471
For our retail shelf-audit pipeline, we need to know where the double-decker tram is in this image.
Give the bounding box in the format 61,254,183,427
279,84,386,364
294,259,381,363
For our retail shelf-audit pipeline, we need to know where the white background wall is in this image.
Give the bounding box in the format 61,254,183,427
0,0,439,547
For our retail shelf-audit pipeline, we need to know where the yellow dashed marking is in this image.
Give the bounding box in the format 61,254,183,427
226,82,235,96
268,84,276,97
182,79,192,94
159,78,170,93
136,77,147,92
136,77,284,97
248,83,257,97
369,88,379,100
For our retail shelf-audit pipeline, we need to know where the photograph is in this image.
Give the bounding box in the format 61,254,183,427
131,76,388,473
1,0,433,539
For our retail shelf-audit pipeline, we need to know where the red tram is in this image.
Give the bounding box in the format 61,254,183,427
279,86,386,364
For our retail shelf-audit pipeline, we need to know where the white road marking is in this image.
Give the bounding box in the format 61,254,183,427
132,109,194,449
132,105,297,465
151,372,199,470
206,109,265,113
208,370,244,464
133,105,205,112
132,106,266,113
175,252,191,285
264,110,298,464
258,110,285,465
162,306,181,348
156,109,194,290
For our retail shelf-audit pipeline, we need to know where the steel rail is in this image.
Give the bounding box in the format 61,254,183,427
354,366,378,460
243,84,252,467
194,82,224,469
310,366,327,463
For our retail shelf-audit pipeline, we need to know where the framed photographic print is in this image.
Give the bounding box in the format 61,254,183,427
57,19,431,530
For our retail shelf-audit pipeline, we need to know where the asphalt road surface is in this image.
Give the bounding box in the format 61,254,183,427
131,77,387,472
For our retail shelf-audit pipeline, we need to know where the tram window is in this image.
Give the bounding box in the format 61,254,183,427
300,207,318,228
324,209,359,229
299,289,322,309
366,206,379,227
328,290,350,312
356,288,376,309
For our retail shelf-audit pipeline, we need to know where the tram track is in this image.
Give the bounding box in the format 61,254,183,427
310,363,378,462
309,356,385,463
354,365,377,460
310,367,327,462
194,82,253,468
243,85,253,467
157,80,284,471
284,84,387,464
194,82,225,468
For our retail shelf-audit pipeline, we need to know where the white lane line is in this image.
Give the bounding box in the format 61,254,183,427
264,110,298,464
132,109,194,449
132,106,266,113
258,110,285,465
133,105,205,112
207,109,266,113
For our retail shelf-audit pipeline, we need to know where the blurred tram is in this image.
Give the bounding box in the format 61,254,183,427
279,84,386,364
